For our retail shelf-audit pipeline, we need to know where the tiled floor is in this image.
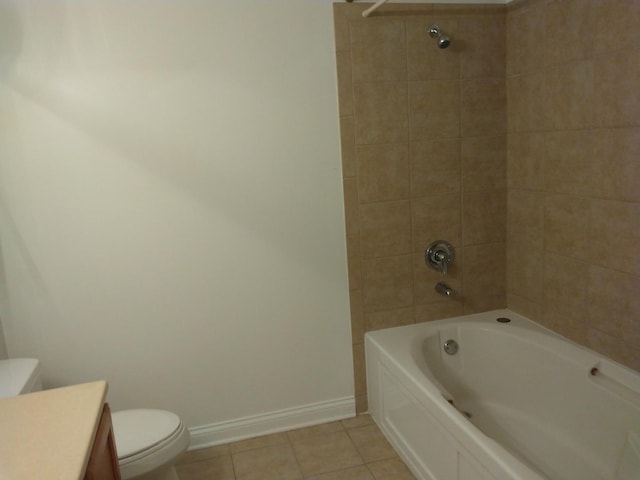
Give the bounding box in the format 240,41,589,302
176,414,417,480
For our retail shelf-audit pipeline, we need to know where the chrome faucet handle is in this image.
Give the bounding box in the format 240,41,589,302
433,250,448,275
425,241,455,275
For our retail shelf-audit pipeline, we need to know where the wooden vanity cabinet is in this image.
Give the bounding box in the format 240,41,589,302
84,403,122,480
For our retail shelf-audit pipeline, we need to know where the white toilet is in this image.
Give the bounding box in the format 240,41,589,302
0,358,190,480
111,408,190,480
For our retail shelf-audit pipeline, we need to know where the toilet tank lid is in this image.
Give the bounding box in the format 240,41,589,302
111,409,182,458
0,358,41,398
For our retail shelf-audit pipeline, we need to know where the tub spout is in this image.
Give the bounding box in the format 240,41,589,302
435,282,454,297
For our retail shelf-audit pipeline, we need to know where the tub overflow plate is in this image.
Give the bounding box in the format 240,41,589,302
443,339,459,355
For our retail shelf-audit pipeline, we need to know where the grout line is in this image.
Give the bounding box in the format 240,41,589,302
230,452,237,480
457,18,465,305
289,434,305,480
402,17,419,326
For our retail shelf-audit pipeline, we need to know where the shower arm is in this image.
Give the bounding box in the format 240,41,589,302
362,0,389,18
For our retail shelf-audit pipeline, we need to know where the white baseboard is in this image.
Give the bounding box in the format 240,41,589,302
188,396,356,450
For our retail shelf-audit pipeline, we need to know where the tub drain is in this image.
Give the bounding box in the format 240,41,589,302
443,339,459,355
462,411,472,419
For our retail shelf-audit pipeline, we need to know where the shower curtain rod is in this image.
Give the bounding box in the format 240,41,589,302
362,0,389,17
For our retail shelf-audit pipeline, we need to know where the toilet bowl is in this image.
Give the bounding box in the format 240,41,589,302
111,409,190,480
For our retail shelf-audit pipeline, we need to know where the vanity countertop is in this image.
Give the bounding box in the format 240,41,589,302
0,380,107,479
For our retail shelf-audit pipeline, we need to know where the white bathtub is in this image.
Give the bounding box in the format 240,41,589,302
366,309,640,480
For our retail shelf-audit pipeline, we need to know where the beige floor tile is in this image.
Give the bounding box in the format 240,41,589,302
341,415,374,430
292,431,364,477
177,444,230,465
174,419,417,480
347,425,396,463
287,421,345,442
305,465,375,480
367,457,417,480
175,455,236,480
230,432,290,454
232,444,302,480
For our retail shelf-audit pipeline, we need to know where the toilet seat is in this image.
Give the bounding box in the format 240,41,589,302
112,409,190,479
113,409,181,458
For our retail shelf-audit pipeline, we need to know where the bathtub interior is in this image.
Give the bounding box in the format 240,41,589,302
616,432,640,480
423,323,639,479
378,311,640,480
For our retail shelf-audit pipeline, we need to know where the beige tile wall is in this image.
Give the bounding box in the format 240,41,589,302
334,3,507,413
506,0,640,371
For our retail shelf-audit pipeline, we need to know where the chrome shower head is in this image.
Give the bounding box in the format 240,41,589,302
428,24,451,49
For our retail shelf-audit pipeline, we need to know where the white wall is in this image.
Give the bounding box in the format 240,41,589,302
0,0,354,434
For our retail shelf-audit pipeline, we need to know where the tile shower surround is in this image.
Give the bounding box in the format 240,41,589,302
505,0,640,371
334,2,507,413
334,0,640,413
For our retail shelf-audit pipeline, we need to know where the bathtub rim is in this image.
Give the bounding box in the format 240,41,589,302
366,308,640,411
